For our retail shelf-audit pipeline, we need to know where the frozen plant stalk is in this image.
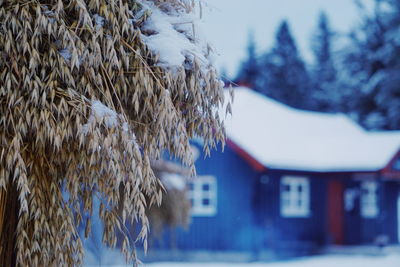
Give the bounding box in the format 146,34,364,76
0,0,230,265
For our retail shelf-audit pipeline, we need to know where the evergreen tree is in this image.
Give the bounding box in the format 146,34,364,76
259,20,311,109
341,0,400,129
235,31,260,88
310,12,339,112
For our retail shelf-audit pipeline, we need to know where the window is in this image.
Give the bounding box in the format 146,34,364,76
344,188,358,211
280,176,310,217
188,175,217,216
360,181,379,218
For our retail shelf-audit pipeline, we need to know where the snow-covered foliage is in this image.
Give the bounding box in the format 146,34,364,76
140,0,214,73
310,12,340,112
260,21,311,109
235,32,260,87
236,20,312,110
0,0,228,265
339,0,400,130
90,100,119,128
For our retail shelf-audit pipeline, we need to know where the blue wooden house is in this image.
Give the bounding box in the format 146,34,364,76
150,87,400,259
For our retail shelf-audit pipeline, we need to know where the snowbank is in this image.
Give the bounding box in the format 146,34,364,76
146,254,400,267
85,253,400,267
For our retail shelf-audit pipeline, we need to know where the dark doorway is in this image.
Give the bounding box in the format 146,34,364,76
327,181,344,244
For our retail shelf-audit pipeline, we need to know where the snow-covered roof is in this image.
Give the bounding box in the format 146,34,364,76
223,87,400,172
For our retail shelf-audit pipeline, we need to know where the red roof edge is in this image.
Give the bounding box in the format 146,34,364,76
381,149,400,179
226,139,267,172
234,81,252,88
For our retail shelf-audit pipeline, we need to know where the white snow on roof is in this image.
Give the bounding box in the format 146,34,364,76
223,87,400,172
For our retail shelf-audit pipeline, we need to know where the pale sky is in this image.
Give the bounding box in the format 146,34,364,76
200,0,366,77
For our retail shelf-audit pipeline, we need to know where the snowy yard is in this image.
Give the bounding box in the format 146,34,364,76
90,253,400,267
145,255,400,267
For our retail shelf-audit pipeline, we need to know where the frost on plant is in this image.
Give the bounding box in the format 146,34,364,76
0,0,230,265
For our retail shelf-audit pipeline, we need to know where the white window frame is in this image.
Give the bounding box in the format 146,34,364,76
280,176,310,218
344,188,358,211
188,175,217,216
360,181,379,218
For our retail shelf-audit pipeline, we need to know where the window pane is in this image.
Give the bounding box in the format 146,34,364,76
202,183,210,191
361,188,368,195
283,184,290,192
297,185,303,192
360,181,379,218
297,199,303,207
190,175,217,216
282,198,290,207
280,176,310,217
202,198,210,206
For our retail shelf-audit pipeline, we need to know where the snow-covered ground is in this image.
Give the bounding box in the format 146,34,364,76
91,253,400,267
145,254,400,267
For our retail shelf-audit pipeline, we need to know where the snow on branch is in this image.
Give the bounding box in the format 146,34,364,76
140,0,213,72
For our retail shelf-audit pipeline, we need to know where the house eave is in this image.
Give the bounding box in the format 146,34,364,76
226,139,267,172
265,165,384,174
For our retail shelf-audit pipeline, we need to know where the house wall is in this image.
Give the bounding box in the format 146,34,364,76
382,181,400,244
170,152,340,254
172,144,260,251
381,158,400,244
254,170,328,254
343,177,400,245
359,181,384,244
150,145,400,255
343,179,362,245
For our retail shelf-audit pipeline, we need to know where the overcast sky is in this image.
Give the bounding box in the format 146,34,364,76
200,0,365,77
